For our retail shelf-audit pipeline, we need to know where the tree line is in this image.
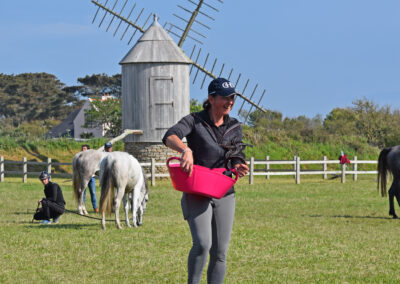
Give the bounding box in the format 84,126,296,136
247,99,400,149
0,72,398,149
0,72,121,137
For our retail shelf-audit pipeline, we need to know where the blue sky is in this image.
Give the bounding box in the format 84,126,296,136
1,0,399,119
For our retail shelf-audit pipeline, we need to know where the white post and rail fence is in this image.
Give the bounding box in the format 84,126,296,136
0,156,378,185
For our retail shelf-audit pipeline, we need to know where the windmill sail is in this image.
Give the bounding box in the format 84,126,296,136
187,45,267,114
91,0,152,43
90,0,266,116
166,0,223,48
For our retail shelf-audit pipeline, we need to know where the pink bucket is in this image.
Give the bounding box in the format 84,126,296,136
167,157,238,199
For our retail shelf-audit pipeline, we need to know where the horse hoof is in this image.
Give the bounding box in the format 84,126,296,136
393,215,398,219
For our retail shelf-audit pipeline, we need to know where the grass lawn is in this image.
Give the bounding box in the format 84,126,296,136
0,175,399,283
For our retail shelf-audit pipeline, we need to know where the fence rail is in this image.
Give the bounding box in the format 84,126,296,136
0,156,378,185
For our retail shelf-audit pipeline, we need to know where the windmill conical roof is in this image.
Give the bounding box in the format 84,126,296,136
119,18,191,64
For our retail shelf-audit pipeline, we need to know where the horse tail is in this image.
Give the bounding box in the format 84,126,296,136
99,158,115,215
377,147,391,197
72,156,81,203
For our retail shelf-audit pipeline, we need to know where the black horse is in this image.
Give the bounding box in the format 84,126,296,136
377,146,400,219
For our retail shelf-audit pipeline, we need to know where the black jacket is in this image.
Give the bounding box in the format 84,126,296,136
163,110,246,195
44,181,66,207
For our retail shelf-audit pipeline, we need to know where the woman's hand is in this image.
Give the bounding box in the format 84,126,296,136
234,163,249,177
180,148,194,177
165,135,194,176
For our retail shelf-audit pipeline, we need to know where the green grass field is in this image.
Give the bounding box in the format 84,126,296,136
1,176,399,283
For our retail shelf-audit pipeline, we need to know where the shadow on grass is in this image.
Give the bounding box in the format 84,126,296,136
14,211,106,221
25,223,100,229
308,214,394,220
14,211,36,215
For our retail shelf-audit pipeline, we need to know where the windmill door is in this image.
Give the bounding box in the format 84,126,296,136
150,76,174,132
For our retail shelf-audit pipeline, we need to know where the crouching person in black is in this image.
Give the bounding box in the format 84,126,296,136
34,171,66,225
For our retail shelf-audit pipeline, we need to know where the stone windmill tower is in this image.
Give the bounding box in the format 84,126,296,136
91,0,267,162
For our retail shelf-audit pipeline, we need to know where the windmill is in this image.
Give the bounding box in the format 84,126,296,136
90,0,267,163
91,0,266,121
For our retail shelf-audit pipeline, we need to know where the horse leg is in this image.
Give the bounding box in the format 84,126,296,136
388,183,398,219
101,211,106,230
114,187,125,229
78,188,86,215
137,205,143,226
79,178,90,215
123,194,131,228
389,193,397,219
131,184,142,227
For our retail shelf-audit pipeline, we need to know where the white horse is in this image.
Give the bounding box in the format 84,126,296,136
99,151,149,230
72,149,107,215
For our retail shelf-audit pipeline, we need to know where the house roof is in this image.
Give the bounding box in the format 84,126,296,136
46,108,81,138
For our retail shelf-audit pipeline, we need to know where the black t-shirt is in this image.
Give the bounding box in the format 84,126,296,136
44,181,66,206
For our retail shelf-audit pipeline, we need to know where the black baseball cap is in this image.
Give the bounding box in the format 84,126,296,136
208,78,238,97
104,142,112,148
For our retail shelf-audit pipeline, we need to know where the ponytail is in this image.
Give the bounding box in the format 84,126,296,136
203,94,216,111
203,99,211,111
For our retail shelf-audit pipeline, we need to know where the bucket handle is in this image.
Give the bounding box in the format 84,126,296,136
229,168,239,182
166,156,182,167
167,156,239,181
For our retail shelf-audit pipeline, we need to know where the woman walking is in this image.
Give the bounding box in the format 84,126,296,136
163,77,249,284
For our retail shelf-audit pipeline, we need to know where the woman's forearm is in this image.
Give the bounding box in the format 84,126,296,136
165,134,189,153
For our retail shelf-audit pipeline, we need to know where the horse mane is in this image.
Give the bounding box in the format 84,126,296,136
377,147,392,197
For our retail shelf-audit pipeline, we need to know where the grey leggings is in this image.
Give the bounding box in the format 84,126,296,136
181,192,235,284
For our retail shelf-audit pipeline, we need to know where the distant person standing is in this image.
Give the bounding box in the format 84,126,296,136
34,171,65,224
81,144,98,213
339,150,351,165
104,142,113,152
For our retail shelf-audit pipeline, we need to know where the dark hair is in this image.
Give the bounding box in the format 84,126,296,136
81,144,90,150
202,94,217,111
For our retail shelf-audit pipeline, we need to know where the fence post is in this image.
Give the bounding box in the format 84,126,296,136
23,157,27,183
341,163,346,183
249,157,254,185
151,158,156,186
47,157,52,175
353,156,357,181
293,155,297,180
265,156,270,180
296,156,301,184
0,156,4,182
323,156,327,180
